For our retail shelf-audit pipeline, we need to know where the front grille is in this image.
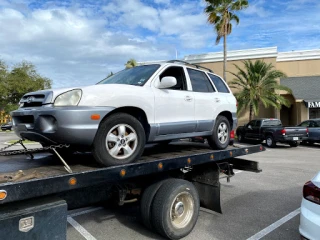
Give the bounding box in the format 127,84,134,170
20,94,46,108
22,102,43,108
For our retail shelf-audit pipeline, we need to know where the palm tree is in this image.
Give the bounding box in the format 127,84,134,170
204,0,248,81
125,59,138,69
229,60,292,121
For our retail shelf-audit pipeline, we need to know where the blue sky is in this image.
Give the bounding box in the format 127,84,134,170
0,0,319,88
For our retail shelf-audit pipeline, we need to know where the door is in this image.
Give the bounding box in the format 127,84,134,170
309,121,320,141
152,66,195,135
252,120,262,139
186,68,217,132
245,120,256,139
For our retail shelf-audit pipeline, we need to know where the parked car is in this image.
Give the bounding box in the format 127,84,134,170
299,171,320,240
298,119,320,145
11,61,237,166
236,118,308,147
1,122,12,131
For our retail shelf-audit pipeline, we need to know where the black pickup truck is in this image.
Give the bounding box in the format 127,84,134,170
236,118,309,147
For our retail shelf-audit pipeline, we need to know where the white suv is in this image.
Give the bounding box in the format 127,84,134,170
11,60,237,166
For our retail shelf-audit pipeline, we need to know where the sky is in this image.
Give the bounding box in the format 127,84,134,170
0,0,319,88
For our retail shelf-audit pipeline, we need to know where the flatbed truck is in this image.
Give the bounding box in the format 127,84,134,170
0,141,264,240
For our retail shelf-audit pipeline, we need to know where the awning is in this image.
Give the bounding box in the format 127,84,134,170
280,76,320,108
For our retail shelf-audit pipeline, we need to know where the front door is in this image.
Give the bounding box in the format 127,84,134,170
152,66,195,136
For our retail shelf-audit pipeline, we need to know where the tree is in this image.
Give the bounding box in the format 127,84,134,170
204,0,248,81
229,60,292,121
125,59,138,69
0,60,52,114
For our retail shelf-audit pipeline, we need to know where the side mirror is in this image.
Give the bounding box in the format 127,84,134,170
158,76,177,89
247,125,252,130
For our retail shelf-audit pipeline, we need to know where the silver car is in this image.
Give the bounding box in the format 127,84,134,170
298,119,320,145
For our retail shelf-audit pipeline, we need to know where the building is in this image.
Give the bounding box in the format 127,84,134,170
183,47,320,126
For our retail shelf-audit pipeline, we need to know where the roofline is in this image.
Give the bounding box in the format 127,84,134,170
182,47,320,64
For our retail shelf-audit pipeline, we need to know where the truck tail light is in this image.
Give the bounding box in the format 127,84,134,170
303,181,320,205
306,128,309,134
281,129,286,135
230,130,235,139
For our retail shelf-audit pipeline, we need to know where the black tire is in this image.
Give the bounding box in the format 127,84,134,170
151,179,200,240
140,179,171,230
265,135,276,148
92,113,146,167
238,134,245,143
289,141,298,147
207,116,230,150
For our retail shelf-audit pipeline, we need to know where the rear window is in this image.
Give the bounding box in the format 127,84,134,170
262,120,282,126
207,74,230,93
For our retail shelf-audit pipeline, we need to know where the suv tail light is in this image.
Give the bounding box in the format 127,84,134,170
303,181,320,205
306,128,309,134
230,130,235,139
281,129,286,135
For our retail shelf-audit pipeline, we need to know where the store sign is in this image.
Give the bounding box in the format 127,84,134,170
306,101,320,108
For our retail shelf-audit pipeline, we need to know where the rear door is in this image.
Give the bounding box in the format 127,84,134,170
186,68,217,132
309,120,320,141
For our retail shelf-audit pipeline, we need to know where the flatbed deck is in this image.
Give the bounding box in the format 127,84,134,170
0,142,264,204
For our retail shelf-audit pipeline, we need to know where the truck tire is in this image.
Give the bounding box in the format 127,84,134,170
238,134,245,143
92,113,146,167
289,141,298,147
151,179,200,240
140,179,171,230
207,116,230,150
265,135,276,148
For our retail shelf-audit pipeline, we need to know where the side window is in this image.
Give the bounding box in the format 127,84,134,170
208,74,230,93
187,68,215,93
248,120,256,127
300,121,309,127
255,120,262,127
159,66,187,90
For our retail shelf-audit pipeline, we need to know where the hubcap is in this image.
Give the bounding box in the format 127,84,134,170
106,124,138,160
218,122,229,144
170,192,194,229
267,138,272,146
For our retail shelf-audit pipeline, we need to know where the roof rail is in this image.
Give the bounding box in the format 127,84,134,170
167,60,213,73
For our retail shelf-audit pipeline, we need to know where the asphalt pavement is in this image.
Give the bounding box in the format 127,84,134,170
0,132,319,240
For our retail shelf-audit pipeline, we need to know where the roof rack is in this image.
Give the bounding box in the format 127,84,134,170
167,60,213,73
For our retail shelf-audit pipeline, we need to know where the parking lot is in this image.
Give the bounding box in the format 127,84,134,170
1,131,320,240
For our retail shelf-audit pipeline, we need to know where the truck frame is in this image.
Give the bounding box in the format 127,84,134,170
0,141,264,240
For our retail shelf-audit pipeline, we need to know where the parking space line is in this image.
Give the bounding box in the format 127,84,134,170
67,216,97,240
246,208,300,240
69,207,103,217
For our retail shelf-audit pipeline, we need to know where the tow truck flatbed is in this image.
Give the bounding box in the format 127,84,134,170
0,142,264,240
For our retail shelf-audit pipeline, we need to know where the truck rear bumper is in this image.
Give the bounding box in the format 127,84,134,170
278,136,309,143
11,106,115,146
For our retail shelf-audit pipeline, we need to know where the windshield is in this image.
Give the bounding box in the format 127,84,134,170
98,64,160,86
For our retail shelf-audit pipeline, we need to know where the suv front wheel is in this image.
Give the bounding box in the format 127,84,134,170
207,116,230,150
92,113,146,167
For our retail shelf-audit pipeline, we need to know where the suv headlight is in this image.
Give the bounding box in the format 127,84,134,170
54,89,82,106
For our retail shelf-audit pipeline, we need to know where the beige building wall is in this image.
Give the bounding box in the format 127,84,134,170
277,59,320,77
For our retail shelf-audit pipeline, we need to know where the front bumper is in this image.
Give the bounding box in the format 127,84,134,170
299,198,320,240
11,106,115,146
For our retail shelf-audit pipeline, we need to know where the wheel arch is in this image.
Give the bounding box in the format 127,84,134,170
101,106,151,139
217,111,233,129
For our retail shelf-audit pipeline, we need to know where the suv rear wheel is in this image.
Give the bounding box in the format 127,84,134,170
207,116,230,150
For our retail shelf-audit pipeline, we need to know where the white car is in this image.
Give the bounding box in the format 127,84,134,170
299,171,320,240
11,60,237,166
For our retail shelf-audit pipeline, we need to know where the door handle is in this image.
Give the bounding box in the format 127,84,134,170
215,98,220,102
185,96,193,102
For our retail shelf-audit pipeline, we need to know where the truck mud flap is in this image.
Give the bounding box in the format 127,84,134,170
185,162,222,214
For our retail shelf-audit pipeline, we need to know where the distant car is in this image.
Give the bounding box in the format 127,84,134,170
298,119,320,145
299,171,320,240
1,122,12,131
236,118,308,147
